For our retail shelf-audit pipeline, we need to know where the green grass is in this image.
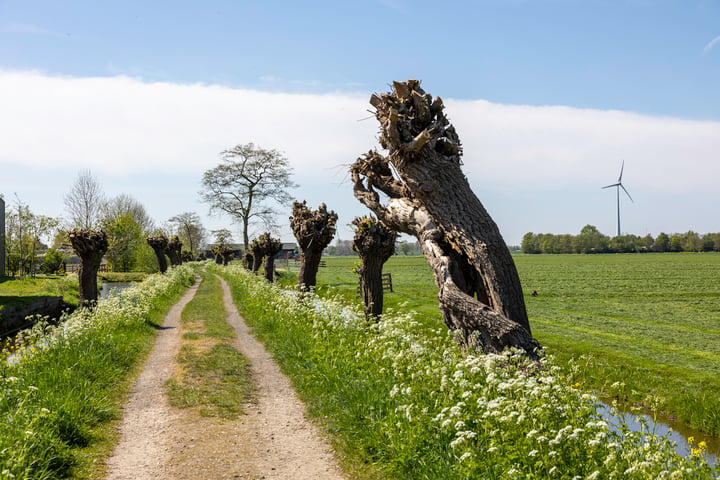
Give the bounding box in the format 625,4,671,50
515,253,720,436
309,253,720,438
0,275,79,310
217,262,720,479
0,266,196,479
166,271,254,418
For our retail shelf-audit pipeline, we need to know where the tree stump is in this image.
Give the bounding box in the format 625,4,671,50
350,80,540,357
352,216,396,319
67,229,108,309
147,235,169,274
290,200,338,291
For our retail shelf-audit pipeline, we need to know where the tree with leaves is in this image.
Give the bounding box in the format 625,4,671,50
350,80,539,356
200,143,296,249
352,216,396,319
290,200,338,291
67,229,108,308
4,196,59,276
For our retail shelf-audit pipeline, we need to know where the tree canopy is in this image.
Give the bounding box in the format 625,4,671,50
200,143,296,249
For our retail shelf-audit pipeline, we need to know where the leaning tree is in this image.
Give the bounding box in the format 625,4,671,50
352,216,396,319
147,235,169,274
165,236,183,266
290,200,338,291
350,80,540,356
67,228,108,308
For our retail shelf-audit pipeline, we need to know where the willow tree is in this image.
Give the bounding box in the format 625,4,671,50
147,235,169,274
352,216,396,319
166,236,183,266
254,232,282,283
350,80,540,356
249,239,264,274
290,201,338,291
67,228,108,308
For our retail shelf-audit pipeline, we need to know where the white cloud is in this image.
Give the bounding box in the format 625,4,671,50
703,35,720,55
2,70,720,243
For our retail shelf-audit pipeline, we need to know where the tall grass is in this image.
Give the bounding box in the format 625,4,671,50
0,265,196,479
218,263,719,479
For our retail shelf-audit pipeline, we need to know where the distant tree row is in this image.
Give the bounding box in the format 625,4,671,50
326,238,421,256
521,225,720,254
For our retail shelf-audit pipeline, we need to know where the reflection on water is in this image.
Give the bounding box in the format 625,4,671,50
99,282,133,299
596,402,719,467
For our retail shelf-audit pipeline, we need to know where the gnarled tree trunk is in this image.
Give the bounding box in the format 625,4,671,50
166,236,183,266
249,241,264,274
242,252,254,270
256,232,282,283
352,216,396,319
67,229,108,309
290,200,338,291
350,80,540,357
147,235,169,274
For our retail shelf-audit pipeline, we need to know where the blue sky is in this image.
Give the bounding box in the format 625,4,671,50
1,0,719,245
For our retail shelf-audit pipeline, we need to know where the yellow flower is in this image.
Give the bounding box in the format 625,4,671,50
688,436,694,445
698,440,707,451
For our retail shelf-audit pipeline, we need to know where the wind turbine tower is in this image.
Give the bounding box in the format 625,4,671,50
602,160,633,237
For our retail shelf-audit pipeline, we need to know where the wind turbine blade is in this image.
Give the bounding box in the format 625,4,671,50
621,184,634,203
618,160,625,182
602,183,620,189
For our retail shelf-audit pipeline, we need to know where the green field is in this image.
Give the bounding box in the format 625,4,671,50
311,253,720,438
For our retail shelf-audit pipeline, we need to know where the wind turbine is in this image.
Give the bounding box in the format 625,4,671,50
602,160,633,236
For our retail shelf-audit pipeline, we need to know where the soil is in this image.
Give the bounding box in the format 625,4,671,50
105,275,346,480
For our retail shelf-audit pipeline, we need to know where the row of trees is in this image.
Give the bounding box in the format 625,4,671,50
522,225,720,254
3,172,211,276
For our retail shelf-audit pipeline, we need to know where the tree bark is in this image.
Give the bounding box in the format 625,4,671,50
67,229,108,309
256,232,282,283
352,216,396,319
250,242,263,274
166,236,183,266
290,201,338,291
147,235,169,274
243,252,254,270
350,80,540,357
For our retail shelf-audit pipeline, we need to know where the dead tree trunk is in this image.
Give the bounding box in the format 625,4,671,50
256,232,282,283
67,229,108,309
352,217,395,319
147,235,169,274
166,236,183,266
350,80,540,357
290,200,338,291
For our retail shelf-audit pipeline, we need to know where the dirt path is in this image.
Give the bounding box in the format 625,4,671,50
104,275,346,480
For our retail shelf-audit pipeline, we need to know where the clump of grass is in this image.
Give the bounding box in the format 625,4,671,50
166,271,254,418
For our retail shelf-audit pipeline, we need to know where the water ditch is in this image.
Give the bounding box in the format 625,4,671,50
596,402,718,466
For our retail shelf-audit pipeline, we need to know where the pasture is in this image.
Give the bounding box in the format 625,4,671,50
312,253,720,438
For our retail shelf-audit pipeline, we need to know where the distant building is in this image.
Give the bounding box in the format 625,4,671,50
0,196,5,276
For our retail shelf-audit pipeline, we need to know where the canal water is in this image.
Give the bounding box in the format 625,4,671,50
596,402,719,467
99,282,134,299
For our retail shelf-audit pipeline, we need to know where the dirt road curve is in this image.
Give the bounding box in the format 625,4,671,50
105,275,346,480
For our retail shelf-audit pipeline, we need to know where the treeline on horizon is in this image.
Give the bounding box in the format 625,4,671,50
521,225,720,254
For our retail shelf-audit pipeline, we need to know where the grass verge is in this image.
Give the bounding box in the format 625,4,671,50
0,265,196,479
166,271,254,418
216,263,719,479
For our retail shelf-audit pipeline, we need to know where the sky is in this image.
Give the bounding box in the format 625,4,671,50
1,0,719,246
